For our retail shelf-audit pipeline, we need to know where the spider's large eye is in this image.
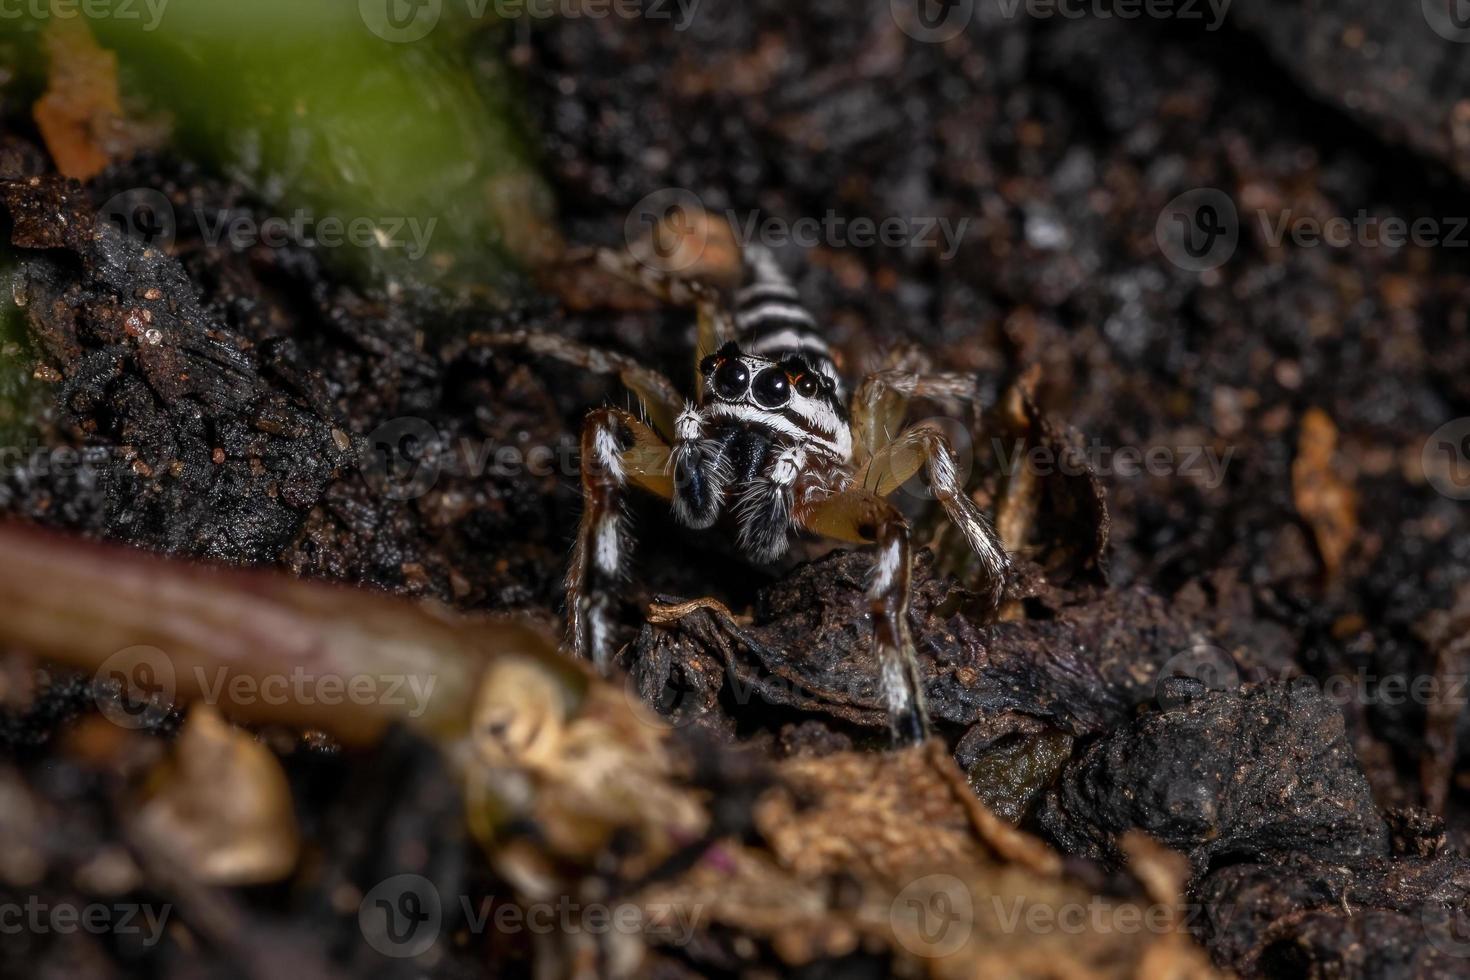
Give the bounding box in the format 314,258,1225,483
711,360,750,400
794,374,819,398
751,367,791,409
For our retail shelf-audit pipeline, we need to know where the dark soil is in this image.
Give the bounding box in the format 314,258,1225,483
2,2,1470,978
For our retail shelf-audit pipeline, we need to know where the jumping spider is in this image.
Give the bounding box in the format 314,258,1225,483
473,246,1010,743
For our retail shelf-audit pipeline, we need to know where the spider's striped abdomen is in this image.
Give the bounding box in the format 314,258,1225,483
733,246,845,401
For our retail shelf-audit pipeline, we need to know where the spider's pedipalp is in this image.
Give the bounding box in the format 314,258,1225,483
733,443,808,563
849,366,978,468
670,403,731,530
859,422,1011,609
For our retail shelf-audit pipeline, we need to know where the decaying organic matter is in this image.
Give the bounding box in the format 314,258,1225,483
2,1,1470,977
1037,681,1392,871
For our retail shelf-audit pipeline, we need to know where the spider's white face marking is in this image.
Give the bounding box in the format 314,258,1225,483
706,401,852,460
703,351,853,461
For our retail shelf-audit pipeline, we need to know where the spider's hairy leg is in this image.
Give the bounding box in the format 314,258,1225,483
592,248,734,400
798,487,929,745
857,423,1011,609
849,367,979,469
567,408,672,673
466,330,684,441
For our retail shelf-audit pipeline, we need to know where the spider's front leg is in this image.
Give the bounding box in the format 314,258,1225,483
798,487,930,744
568,407,672,673
849,364,979,469
466,330,684,442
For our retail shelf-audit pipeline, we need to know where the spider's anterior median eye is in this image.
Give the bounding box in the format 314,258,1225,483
711,359,750,400
795,374,819,398
751,367,792,409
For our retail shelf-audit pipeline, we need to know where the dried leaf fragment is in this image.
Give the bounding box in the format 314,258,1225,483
1292,407,1358,581
32,18,166,181
134,704,299,885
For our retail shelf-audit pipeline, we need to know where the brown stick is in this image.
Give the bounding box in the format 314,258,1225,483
0,521,558,745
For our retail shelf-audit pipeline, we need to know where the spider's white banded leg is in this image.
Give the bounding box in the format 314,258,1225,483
467,329,684,441
567,408,672,673
798,487,930,745
850,367,978,469
858,423,1012,609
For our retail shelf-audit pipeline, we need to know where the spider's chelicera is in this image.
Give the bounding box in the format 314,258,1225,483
473,245,1010,744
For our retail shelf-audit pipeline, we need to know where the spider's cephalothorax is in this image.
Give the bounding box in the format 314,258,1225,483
472,246,1010,744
